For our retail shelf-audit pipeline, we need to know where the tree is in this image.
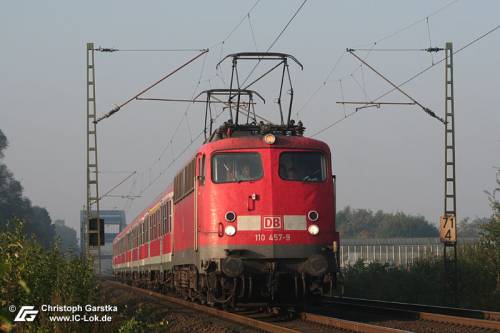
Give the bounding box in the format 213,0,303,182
53,219,78,253
483,169,500,292
0,129,54,248
458,217,489,238
336,206,439,239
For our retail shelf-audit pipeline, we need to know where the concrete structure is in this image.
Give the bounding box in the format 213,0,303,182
80,210,126,276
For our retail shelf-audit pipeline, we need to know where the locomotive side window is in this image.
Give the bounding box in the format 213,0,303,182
212,152,263,183
279,152,326,182
198,154,206,185
167,200,172,233
156,210,161,238
174,158,196,202
161,204,166,236
140,221,144,245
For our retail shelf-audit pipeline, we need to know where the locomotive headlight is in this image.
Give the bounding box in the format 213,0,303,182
308,224,319,236
225,225,236,236
307,210,319,222
263,133,276,144
225,211,236,222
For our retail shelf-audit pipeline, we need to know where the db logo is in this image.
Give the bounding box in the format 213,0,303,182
263,216,282,229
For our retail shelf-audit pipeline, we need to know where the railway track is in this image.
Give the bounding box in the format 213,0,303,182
102,280,499,332
324,296,500,321
311,296,500,332
102,280,409,332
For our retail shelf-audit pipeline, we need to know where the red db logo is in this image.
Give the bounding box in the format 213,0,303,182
263,216,282,229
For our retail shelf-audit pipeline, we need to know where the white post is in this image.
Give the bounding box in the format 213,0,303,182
405,246,408,267
341,246,344,268
398,246,401,266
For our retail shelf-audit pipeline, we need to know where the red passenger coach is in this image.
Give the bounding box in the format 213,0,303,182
112,52,341,306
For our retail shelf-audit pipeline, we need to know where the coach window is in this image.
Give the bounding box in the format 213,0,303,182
212,152,263,183
279,152,326,182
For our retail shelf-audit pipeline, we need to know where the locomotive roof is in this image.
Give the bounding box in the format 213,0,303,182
200,134,331,153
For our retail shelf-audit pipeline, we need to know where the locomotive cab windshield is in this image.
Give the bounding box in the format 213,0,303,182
279,151,326,182
212,152,263,183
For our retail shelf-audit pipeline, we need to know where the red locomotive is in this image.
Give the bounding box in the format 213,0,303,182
112,53,340,306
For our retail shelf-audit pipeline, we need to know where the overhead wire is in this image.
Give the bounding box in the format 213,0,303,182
426,17,436,65
299,0,461,135
121,2,265,209
367,0,459,47
295,52,345,119
248,14,259,51
209,0,261,49
212,0,262,85
372,23,500,103
135,107,228,197
312,22,500,137
241,0,308,86
120,51,209,206
96,48,206,52
339,80,347,117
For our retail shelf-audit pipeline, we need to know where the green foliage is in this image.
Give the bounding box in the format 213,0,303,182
0,129,55,248
336,206,438,239
482,169,500,294
0,219,99,332
116,306,168,333
53,220,78,254
343,259,442,305
342,246,500,310
117,317,145,333
342,173,500,310
458,217,490,238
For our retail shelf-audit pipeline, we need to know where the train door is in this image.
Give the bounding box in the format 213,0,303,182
195,153,205,252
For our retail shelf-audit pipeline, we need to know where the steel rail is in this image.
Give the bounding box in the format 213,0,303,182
419,312,500,330
104,280,408,333
325,296,500,321
105,280,298,333
322,298,500,330
300,312,410,333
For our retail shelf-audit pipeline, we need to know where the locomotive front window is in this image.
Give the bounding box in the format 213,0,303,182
279,152,326,182
212,152,263,183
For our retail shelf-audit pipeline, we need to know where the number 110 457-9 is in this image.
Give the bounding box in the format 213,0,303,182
255,234,291,241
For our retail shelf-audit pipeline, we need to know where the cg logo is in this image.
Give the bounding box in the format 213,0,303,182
14,306,38,322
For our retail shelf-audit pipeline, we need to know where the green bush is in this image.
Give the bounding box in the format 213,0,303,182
0,219,99,332
342,244,499,310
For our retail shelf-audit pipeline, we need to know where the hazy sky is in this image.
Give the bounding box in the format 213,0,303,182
1,0,499,237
